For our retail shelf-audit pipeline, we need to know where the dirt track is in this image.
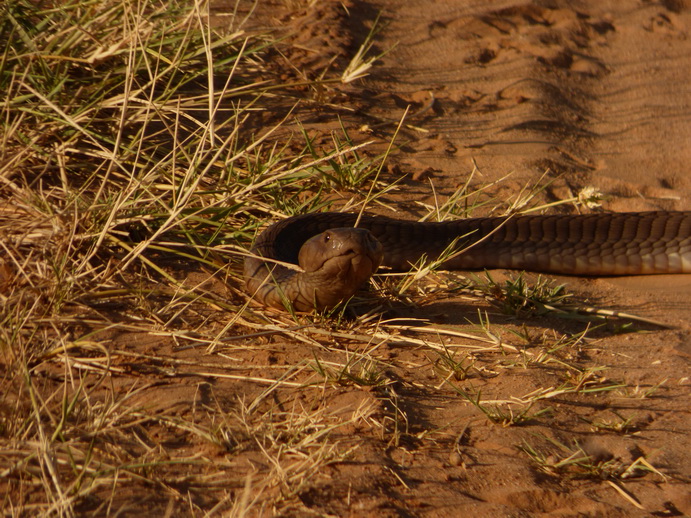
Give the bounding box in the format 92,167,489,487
76,1,688,515
233,1,691,515
357,0,691,212
343,1,691,317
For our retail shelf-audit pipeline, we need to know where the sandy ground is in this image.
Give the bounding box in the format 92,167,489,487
8,1,688,516
227,1,691,515
347,0,691,327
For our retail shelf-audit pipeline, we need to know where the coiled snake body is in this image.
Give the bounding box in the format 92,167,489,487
244,211,691,311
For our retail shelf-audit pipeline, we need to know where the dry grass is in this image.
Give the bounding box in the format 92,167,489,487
0,0,393,514
0,1,675,516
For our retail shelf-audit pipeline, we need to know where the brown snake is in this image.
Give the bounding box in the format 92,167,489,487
244,211,691,311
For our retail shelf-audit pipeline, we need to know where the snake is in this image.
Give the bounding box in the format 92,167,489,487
244,211,691,311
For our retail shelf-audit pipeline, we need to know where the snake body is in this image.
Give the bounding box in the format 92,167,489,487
244,211,691,311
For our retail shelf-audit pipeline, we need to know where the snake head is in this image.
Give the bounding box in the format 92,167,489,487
294,227,384,310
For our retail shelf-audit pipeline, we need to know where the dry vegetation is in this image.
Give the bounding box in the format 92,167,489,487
0,1,686,516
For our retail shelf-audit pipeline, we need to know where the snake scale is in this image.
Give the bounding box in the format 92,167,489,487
244,211,691,311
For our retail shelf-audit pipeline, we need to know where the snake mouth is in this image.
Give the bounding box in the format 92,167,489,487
342,244,384,273
321,247,375,272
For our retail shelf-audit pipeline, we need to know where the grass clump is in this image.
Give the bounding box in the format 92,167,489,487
0,0,387,514
520,437,665,482
470,272,571,318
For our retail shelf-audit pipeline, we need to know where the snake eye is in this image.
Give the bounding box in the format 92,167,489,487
323,232,331,243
